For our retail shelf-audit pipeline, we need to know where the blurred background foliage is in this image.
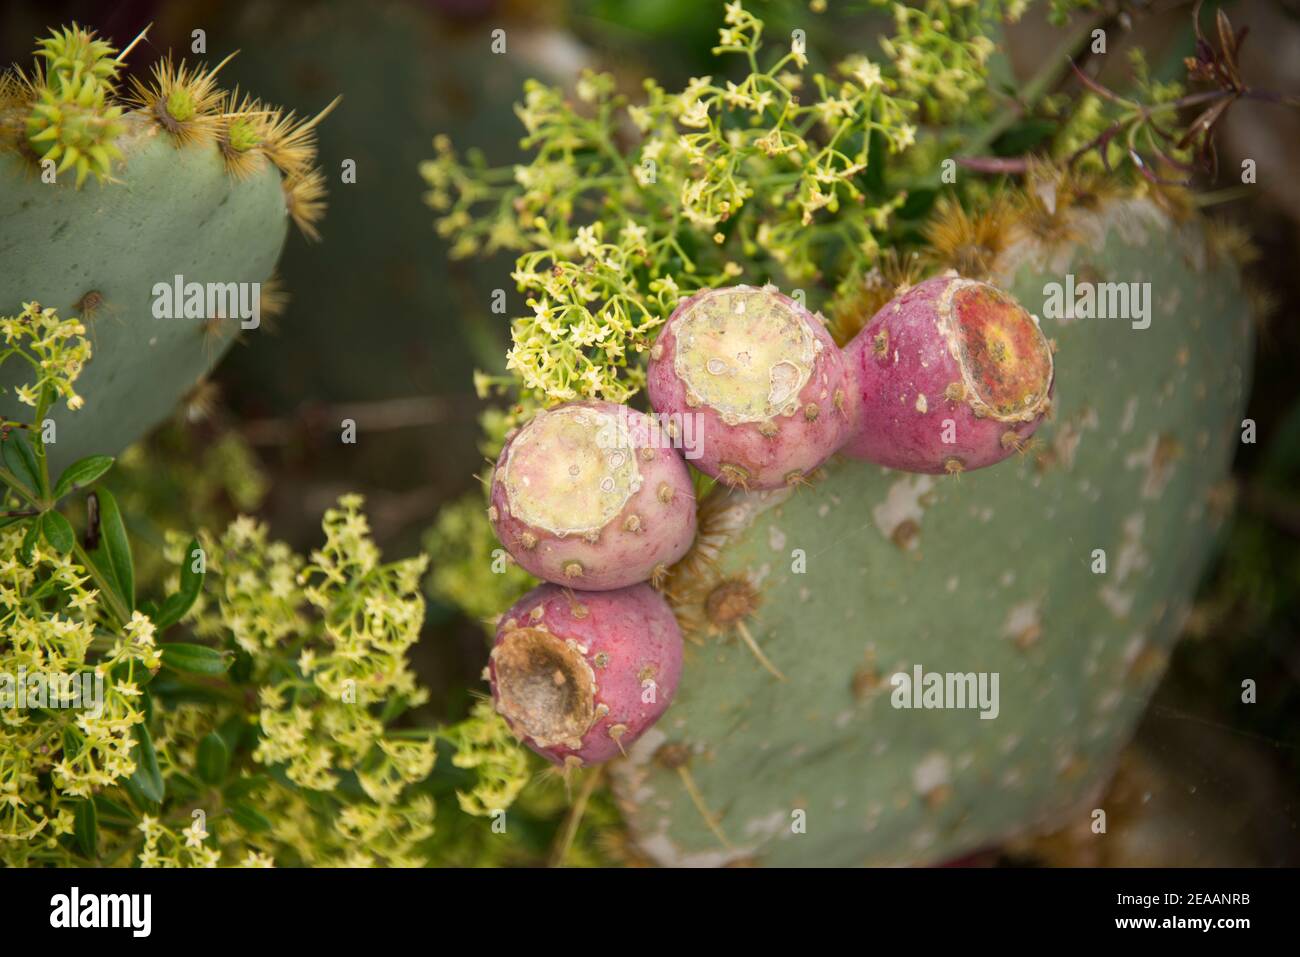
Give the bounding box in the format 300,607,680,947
2,0,1296,865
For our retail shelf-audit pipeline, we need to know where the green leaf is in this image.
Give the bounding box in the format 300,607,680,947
52,454,114,500
92,795,135,825
91,488,133,610
862,103,888,198
1,431,43,496
379,694,409,723
19,518,39,564
229,650,254,684
40,509,74,553
160,642,230,676
229,801,273,833
121,774,154,813
224,773,270,801
74,798,98,858
196,732,230,786
128,723,165,804
153,537,205,629
62,725,84,759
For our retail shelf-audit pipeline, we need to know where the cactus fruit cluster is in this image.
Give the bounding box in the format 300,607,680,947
486,271,1058,765
0,24,335,467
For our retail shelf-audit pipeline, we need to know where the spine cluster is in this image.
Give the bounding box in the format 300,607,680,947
0,23,336,239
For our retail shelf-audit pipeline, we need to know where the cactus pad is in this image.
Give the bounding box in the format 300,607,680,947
0,26,332,468
0,116,287,466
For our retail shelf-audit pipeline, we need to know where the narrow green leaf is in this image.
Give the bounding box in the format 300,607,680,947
219,714,251,754
129,723,165,804
1,431,42,496
92,795,135,825
40,510,74,553
862,101,888,197
898,187,938,220
379,694,409,723
62,725,84,759
74,798,98,858
224,773,270,802
160,642,230,676
91,488,133,610
19,518,39,564
230,802,273,833
229,650,254,684
52,454,114,500
153,537,205,629
121,773,154,813
196,732,230,786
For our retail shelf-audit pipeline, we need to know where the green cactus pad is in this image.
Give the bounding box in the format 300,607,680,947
612,197,1252,866
0,114,288,469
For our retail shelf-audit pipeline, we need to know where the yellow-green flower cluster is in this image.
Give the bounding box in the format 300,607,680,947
136,812,222,868
192,497,439,865
187,515,307,656
880,1,1001,121
424,491,535,628
445,699,530,817
0,528,159,860
0,489,532,867
0,302,92,412
421,0,1034,406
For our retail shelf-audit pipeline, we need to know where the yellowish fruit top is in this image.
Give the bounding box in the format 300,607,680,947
501,405,642,535
673,287,818,424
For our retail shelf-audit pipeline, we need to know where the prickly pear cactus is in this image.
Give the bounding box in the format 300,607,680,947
612,197,1252,866
0,26,331,468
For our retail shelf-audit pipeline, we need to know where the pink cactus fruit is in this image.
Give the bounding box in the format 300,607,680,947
488,582,685,767
646,284,850,490
489,401,697,590
841,275,1054,474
